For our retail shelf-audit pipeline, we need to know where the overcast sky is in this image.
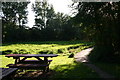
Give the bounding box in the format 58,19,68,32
27,0,73,28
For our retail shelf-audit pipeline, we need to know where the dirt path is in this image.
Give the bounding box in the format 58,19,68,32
74,48,115,79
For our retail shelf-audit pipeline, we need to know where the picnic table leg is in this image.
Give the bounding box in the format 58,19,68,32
43,66,49,73
20,57,28,62
44,57,50,72
46,66,49,72
14,57,20,64
35,57,43,61
44,57,48,62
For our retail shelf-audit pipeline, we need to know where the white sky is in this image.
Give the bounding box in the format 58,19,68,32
48,0,73,15
27,0,73,28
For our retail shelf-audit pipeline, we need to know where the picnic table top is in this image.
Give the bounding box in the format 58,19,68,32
5,54,58,57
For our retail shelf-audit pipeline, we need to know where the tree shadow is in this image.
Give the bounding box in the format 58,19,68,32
49,63,100,80
14,70,55,80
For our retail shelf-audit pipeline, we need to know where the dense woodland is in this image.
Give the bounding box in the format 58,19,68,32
1,1,120,62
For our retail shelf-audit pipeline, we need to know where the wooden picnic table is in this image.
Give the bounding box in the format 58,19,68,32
5,54,58,72
5,54,58,64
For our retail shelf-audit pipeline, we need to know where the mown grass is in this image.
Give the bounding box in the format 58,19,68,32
0,41,100,79
1,41,93,68
1,41,119,79
49,55,99,79
0,55,99,79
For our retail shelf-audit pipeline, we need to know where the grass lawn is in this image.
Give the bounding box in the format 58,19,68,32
0,55,99,79
1,41,119,79
49,55,99,79
0,41,100,79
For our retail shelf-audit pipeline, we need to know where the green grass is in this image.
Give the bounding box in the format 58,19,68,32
1,41,119,79
0,41,100,79
1,41,92,55
49,55,99,79
1,41,93,68
0,55,99,79
94,63,120,78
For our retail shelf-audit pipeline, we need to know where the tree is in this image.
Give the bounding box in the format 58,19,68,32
73,2,120,62
32,0,55,29
32,1,78,41
2,2,29,28
2,2,29,42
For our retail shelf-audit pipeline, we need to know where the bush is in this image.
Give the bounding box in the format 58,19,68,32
13,49,30,54
68,53,74,58
57,49,64,53
38,50,53,54
88,45,115,62
38,50,49,54
2,50,13,54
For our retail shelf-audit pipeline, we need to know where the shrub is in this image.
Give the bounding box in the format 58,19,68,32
88,46,115,62
13,49,30,54
68,53,74,58
58,49,64,53
38,50,49,54
2,50,13,54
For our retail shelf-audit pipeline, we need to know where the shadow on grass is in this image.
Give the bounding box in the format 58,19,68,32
49,62,100,80
14,70,54,80
94,62,120,78
13,63,100,80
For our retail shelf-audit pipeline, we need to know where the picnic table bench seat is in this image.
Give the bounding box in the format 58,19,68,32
0,68,18,80
7,63,49,72
17,60,52,64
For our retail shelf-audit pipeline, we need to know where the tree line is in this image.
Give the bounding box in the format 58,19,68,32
1,1,87,42
73,2,120,62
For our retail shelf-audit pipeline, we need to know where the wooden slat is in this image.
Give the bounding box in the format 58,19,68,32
7,64,49,72
24,60,52,63
1,68,18,78
7,64,49,69
8,64,49,67
6,54,58,57
18,60,52,64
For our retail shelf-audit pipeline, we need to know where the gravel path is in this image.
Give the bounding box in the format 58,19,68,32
74,48,93,62
74,48,115,79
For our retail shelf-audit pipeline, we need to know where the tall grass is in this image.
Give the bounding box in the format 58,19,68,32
1,41,93,55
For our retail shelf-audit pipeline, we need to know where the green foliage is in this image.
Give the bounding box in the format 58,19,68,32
2,2,29,42
2,50,13,54
1,41,92,55
68,53,74,58
38,50,53,54
32,1,55,28
1,1,87,42
13,49,30,54
57,48,66,53
73,2,120,62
